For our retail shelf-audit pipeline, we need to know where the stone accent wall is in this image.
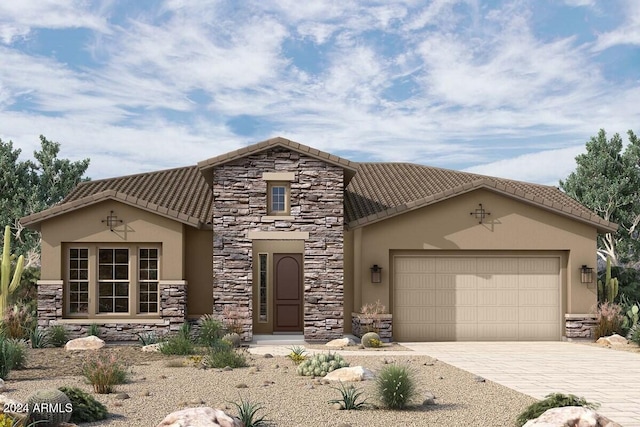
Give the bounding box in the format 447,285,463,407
36,280,187,341
213,148,345,342
351,313,393,342
565,314,597,340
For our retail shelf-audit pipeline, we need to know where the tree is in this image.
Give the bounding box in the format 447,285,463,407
0,136,90,265
560,129,640,266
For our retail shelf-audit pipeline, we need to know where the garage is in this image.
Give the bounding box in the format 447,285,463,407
393,254,561,341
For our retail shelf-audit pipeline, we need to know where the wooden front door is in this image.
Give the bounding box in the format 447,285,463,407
273,254,303,332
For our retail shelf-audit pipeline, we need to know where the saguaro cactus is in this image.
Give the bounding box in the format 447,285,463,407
0,226,24,316
597,257,619,303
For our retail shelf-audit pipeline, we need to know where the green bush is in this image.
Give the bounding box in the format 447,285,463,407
328,382,368,410
47,325,69,347
58,386,108,423
87,323,100,337
630,325,640,345
198,315,224,346
516,393,599,427
231,397,268,427
375,364,416,409
286,345,307,365
0,336,27,378
160,335,195,355
135,331,158,346
2,303,36,339
203,340,248,368
82,353,129,394
297,352,349,377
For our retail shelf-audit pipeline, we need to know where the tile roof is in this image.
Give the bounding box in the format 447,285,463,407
20,165,212,229
345,163,617,232
19,137,616,234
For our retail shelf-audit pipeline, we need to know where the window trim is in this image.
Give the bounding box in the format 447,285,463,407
97,247,130,314
64,244,161,318
267,181,290,215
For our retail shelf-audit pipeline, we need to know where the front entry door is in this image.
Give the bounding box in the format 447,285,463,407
273,254,303,332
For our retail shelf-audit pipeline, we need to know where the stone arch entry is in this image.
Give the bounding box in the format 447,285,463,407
274,254,303,332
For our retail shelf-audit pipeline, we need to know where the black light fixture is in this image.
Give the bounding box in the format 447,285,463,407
101,210,123,232
580,265,594,284
370,264,382,283
470,203,491,224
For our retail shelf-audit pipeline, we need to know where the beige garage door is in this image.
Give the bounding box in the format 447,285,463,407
394,255,561,341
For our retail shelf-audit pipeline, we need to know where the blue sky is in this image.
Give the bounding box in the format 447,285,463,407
1,0,638,185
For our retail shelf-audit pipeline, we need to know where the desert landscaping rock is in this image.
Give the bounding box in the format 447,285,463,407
324,366,375,382
3,346,538,426
523,406,622,427
325,337,356,348
596,334,629,346
422,392,436,406
156,407,242,427
64,335,105,351
141,343,161,352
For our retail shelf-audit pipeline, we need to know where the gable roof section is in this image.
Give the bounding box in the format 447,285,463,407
20,165,212,230
197,136,359,185
345,163,617,233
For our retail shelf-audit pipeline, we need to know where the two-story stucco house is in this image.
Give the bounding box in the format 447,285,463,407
20,137,616,342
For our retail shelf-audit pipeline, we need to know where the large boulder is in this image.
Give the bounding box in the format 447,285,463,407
65,335,105,351
523,406,621,427
156,407,242,427
596,334,628,346
142,343,162,352
324,366,375,382
325,337,356,348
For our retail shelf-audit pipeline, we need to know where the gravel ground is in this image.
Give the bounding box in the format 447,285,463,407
3,345,537,427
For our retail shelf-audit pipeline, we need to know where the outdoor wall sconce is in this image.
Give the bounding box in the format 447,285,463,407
101,210,123,232
370,264,383,283
470,203,491,224
580,265,594,284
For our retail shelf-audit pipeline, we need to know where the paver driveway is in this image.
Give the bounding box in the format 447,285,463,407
402,341,640,426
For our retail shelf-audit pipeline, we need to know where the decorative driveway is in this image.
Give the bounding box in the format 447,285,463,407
402,341,640,426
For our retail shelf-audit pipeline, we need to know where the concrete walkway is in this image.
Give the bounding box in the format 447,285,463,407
249,340,640,426
401,342,640,427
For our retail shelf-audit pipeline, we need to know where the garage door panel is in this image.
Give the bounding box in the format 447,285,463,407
394,255,561,341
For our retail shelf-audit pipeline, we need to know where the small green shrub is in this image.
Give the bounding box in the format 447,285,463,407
29,327,49,348
159,334,195,355
0,337,27,378
328,382,368,410
286,345,307,365
135,331,158,346
231,396,268,427
630,324,640,345
222,332,241,348
87,323,100,337
361,331,381,348
375,364,416,409
82,353,129,394
594,302,625,339
59,386,108,423
47,325,69,347
203,341,248,369
297,352,349,377
516,393,599,427
198,315,224,346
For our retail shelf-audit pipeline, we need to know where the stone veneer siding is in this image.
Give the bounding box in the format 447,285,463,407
351,313,393,342
565,314,597,340
37,281,187,341
212,148,344,342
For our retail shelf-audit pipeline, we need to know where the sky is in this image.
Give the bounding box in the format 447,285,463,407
0,0,639,186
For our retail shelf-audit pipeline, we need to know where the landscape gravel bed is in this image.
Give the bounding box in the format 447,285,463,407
3,346,537,426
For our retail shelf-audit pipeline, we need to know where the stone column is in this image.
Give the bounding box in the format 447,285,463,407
159,280,188,332
36,280,63,328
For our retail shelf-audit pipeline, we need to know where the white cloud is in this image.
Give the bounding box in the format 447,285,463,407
592,0,640,51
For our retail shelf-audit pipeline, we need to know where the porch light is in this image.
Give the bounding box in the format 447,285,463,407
580,265,594,284
370,264,383,283
101,210,123,232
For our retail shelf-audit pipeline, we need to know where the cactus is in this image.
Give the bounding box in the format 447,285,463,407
361,331,381,348
0,226,24,317
297,352,349,377
26,388,73,426
222,332,241,348
58,386,108,423
597,257,619,303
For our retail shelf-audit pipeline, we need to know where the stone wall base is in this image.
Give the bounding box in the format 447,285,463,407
55,321,171,342
565,314,597,340
351,313,392,342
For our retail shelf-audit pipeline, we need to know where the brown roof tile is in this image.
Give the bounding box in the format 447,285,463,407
21,166,212,229
345,163,617,233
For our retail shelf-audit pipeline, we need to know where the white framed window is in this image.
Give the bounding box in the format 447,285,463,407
267,182,290,215
98,248,130,313
68,248,89,314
